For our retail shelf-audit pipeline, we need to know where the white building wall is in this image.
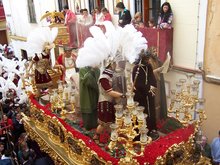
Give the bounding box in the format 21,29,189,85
164,0,207,100
168,0,200,69
2,0,207,69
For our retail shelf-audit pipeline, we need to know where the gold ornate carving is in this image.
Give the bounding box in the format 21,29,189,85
24,95,211,165
49,24,69,46
22,115,74,165
90,155,105,165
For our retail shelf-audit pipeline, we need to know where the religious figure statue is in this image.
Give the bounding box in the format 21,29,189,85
26,27,58,97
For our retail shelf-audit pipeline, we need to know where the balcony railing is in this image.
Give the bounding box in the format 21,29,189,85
137,27,173,62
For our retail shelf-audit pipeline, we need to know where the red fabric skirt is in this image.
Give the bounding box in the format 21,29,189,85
35,70,52,85
98,101,115,124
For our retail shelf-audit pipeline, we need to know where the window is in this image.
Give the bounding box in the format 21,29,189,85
135,0,143,13
88,0,95,13
149,0,160,23
58,0,68,12
98,0,105,9
134,0,161,24
27,0,36,23
88,0,105,13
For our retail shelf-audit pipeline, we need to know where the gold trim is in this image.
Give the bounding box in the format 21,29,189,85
23,115,76,165
9,35,27,41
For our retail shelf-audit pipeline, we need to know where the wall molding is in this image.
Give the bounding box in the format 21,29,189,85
172,65,202,74
9,35,27,41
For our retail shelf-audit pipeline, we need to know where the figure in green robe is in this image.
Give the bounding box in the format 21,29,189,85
79,67,100,130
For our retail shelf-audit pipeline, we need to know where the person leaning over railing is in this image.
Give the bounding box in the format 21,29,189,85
157,2,173,29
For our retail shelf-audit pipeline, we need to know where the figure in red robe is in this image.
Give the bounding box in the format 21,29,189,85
63,5,77,48
56,46,78,87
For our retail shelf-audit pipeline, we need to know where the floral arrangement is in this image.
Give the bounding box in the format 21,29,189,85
157,117,183,134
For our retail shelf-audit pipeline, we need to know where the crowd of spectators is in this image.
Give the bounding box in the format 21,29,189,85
0,45,53,165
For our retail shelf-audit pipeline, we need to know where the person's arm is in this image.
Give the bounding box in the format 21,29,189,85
54,55,64,70
157,15,162,28
80,68,96,89
64,12,68,25
168,13,173,24
84,15,93,26
105,13,112,22
100,78,123,98
83,70,99,90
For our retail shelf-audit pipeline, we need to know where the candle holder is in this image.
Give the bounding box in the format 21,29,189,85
126,91,135,107
108,102,152,163
50,80,77,120
195,98,207,124
108,63,153,163
168,74,207,127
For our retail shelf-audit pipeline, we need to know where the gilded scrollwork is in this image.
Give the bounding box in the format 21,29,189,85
67,137,82,155
155,134,211,165
48,121,59,136
59,126,65,143
90,155,105,165
23,96,212,165
22,118,69,165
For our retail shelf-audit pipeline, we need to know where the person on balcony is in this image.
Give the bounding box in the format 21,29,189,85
132,12,144,28
148,18,156,29
132,50,159,140
94,7,103,25
63,5,77,48
101,8,112,22
77,9,93,48
116,2,131,27
94,7,106,32
157,2,173,29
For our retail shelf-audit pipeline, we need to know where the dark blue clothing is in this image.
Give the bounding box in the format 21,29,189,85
118,9,131,27
0,159,13,165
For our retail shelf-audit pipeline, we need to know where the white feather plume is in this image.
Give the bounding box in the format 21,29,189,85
0,50,28,102
76,22,148,68
26,27,58,56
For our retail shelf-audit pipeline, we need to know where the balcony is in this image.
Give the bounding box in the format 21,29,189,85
137,28,173,62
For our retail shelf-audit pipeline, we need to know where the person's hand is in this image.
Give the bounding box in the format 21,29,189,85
120,94,126,99
149,86,157,96
164,24,169,28
154,66,164,73
56,65,64,71
19,119,23,124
